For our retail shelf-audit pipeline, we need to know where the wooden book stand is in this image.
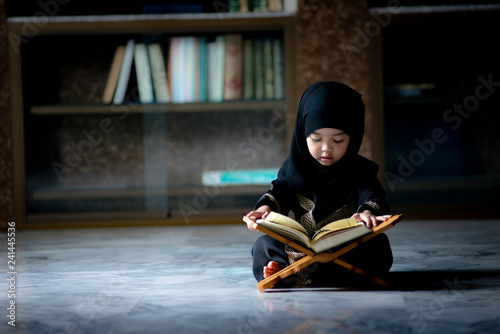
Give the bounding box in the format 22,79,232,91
243,214,403,291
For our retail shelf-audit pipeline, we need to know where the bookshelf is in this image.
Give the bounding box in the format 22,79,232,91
378,7,500,218
8,11,297,227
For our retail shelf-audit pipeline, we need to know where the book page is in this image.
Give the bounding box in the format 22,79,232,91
256,219,311,247
310,225,371,253
265,212,308,235
311,218,359,242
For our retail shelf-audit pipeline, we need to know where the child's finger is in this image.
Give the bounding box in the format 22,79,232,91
248,222,258,230
246,211,258,219
364,216,374,228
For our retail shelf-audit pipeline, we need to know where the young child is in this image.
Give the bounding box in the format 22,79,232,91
244,81,393,287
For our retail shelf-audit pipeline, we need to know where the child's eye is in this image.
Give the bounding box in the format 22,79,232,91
334,139,344,144
310,137,321,142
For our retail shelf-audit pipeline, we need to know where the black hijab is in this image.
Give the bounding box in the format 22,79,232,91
276,81,376,199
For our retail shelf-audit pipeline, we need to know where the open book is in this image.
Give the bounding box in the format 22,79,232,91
254,211,372,254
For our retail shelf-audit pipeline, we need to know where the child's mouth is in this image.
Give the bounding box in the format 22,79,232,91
321,156,333,162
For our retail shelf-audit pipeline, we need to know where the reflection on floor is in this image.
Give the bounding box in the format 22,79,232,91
2,219,500,333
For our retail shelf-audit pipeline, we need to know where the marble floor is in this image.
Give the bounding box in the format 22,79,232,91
1,218,500,334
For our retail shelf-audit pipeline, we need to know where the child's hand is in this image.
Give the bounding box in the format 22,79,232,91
244,205,271,231
351,210,391,228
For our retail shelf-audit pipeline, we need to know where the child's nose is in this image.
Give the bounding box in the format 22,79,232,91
322,142,333,151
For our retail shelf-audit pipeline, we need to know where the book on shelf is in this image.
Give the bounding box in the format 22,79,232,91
272,38,284,100
207,35,226,102
134,43,154,103
263,38,274,100
249,211,372,254
191,36,207,102
283,0,296,12
169,36,209,103
229,0,241,12
225,0,285,13
183,36,196,102
202,168,278,186
102,45,125,104
253,38,265,100
198,37,207,102
268,0,283,11
252,0,268,12
113,39,135,104
206,39,216,102
243,37,255,100
142,3,204,14
168,36,182,103
239,0,249,12
214,35,226,101
148,43,170,103
224,34,243,101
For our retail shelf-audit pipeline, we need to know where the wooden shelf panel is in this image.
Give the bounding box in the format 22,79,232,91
25,208,246,227
8,12,296,35
30,100,287,115
31,184,269,200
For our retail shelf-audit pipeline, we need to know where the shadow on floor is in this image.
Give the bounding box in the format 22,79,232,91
260,269,500,293
388,269,500,291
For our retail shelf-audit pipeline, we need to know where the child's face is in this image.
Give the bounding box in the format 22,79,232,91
306,128,350,166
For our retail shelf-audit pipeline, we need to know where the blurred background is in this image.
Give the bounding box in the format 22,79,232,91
1,0,499,228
